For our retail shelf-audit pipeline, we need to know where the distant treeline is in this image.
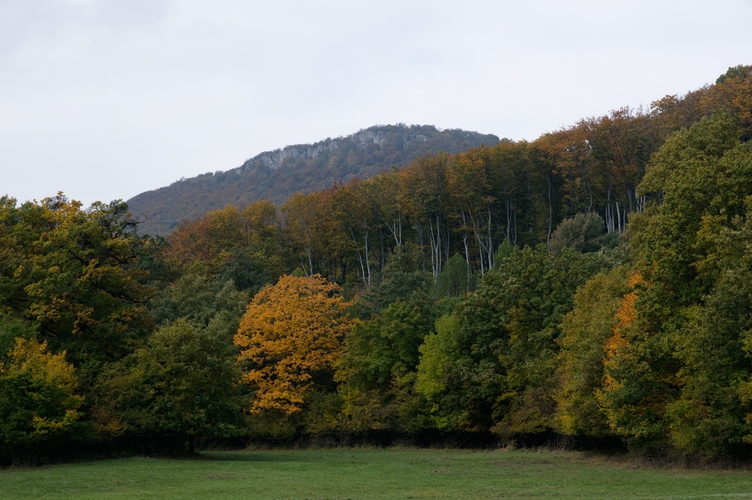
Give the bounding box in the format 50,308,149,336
127,124,500,236
1,65,751,465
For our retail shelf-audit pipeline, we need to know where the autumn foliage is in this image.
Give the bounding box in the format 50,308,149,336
4,65,752,462
234,275,352,414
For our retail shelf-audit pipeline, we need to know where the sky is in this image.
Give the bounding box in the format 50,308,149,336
1,0,751,207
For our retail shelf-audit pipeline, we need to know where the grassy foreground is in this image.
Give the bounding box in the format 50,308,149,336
1,448,751,499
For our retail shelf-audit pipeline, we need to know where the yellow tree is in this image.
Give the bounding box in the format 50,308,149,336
0,338,83,449
234,275,352,414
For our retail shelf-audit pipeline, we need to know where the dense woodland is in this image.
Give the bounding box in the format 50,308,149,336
128,124,500,236
2,65,752,465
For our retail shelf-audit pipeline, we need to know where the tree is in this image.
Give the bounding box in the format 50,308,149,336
162,202,286,289
21,196,154,367
435,245,624,435
94,317,244,453
335,299,433,432
554,266,630,437
338,300,431,391
602,111,752,454
549,213,616,255
234,275,352,415
703,65,752,140
436,253,473,297
0,338,84,463
416,312,462,428
400,154,452,283
149,273,247,329
331,180,377,287
666,200,752,454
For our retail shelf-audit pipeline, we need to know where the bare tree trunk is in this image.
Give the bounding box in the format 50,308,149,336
469,210,484,275
416,222,426,273
428,217,441,282
627,187,634,214
306,233,314,275
616,201,621,234
605,203,611,233
486,204,495,269
443,214,451,263
546,173,553,250
385,212,402,247
379,228,385,273
512,194,518,246
350,227,368,287
505,195,512,241
363,227,371,287
461,209,472,277
477,233,485,276
299,251,310,277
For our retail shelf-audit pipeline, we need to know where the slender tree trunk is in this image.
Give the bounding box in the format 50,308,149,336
461,209,472,279
627,187,634,214
546,173,553,250
306,233,314,275
487,205,495,269
417,222,426,273
443,214,451,264
379,228,385,273
299,251,309,276
616,201,621,233
350,227,368,287
469,210,484,276
385,212,402,247
363,227,371,287
512,194,518,246
505,195,511,241
428,214,443,282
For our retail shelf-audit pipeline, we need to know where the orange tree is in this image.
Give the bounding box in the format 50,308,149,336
234,275,352,415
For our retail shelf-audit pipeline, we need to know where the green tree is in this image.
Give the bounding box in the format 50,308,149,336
554,266,630,437
436,253,473,297
416,312,462,428
95,317,244,453
666,199,752,454
0,338,84,464
602,111,752,454
336,299,433,434
23,196,154,369
436,245,623,435
549,212,617,255
149,273,247,329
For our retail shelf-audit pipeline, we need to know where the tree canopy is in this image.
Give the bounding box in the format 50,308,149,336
4,66,752,463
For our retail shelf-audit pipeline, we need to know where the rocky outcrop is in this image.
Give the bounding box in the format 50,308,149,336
240,124,439,173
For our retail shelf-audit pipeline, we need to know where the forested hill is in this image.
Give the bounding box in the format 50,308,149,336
5,65,752,465
128,124,500,235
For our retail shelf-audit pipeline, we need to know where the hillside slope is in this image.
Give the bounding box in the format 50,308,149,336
128,124,499,235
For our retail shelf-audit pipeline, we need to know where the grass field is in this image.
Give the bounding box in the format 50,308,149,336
1,448,751,499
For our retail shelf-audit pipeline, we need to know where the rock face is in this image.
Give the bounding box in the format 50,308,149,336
127,124,499,236
238,126,437,173
250,141,342,171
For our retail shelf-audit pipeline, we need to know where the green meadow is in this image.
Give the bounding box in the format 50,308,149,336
1,449,750,500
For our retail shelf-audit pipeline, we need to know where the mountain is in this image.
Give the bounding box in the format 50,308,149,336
127,124,499,236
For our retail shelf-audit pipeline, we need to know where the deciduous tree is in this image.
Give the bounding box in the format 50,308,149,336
235,275,352,414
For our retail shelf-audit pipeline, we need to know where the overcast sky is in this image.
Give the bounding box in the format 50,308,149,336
2,0,751,207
